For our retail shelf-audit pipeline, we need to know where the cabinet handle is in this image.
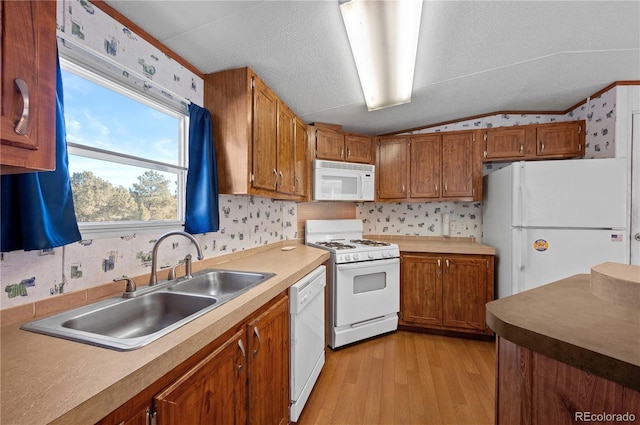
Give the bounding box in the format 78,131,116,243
435,184,438,193
253,327,261,358
446,259,450,269
578,143,582,151
444,183,448,193
341,148,344,158
273,169,278,188
540,140,545,153
14,78,29,136
483,150,488,159
237,339,246,373
402,184,405,193
437,259,441,277
519,142,524,154
347,148,351,158
279,171,284,188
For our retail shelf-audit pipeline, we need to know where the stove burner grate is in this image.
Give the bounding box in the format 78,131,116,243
350,239,391,247
316,241,356,250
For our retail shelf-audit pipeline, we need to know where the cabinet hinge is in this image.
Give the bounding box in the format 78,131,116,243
578,125,582,134
148,407,157,425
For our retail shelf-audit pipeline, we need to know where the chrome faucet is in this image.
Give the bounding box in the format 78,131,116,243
149,231,204,285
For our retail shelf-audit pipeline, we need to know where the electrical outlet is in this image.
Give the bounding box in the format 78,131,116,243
449,219,457,233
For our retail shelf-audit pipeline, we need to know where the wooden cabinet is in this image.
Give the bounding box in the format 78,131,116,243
377,130,482,202
483,120,585,162
98,293,290,425
496,337,640,425
1,0,57,174
204,67,307,201
400,253,494,336
247,295,289,425
155,330,247,424
313,124,374,164
294,118,309,197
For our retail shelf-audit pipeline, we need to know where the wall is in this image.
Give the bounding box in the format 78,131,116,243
0,1,297,311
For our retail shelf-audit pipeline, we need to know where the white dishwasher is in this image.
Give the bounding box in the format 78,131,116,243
290,265,326,422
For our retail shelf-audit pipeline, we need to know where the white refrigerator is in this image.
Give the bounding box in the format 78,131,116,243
482,158,629,299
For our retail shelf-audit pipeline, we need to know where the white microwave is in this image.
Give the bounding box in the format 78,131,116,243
313,159,375,201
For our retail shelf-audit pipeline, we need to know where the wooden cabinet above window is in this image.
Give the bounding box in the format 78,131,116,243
483,120,585,162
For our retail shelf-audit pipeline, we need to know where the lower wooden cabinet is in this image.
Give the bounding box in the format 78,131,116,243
97,293,289,425
154,329,247,424
399,253,494,335
496,337,640,425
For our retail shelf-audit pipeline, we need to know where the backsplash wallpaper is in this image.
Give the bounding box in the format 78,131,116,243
1,196,297,309
357,201,482,240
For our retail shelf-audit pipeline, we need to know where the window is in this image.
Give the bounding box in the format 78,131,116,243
60,58,188,238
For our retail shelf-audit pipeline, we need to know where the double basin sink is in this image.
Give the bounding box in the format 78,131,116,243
21,269,275,351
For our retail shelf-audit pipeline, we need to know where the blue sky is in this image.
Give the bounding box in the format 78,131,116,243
61,69,181,190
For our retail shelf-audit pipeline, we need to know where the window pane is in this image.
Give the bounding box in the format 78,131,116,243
61,69,180,166
69,156,179,222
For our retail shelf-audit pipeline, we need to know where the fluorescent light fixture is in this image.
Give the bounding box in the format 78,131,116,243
340,0,423,111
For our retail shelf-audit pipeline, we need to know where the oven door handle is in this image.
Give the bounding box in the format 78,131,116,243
335,257,399,271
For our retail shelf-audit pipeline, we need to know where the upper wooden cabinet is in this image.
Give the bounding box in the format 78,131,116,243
204,67,308,201
376,130,482,202
1,0,57,174
312,123,374,164
483,120,585,162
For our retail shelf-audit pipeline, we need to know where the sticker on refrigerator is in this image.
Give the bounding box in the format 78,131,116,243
611,233,624,242
533,239,549,252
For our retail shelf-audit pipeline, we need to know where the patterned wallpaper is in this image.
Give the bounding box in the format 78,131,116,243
1,196,297,309
56,0,204,107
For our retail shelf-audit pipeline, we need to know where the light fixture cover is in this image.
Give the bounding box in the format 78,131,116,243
340,0,423,111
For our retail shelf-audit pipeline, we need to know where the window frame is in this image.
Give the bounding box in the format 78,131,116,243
60,57,190,239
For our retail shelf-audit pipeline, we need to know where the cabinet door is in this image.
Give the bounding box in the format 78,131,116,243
247,295,289,425
401,254,443,326
442,256,488,330
315,129,345,161
294,118,308,197
252,76,278,192
377,137,409,200
536,122,583,157
484,128,526,160
441,132,474,198
1,0,56,173
276,102,296,194
155,330,247,425
410,135,441,198
345,134,373,163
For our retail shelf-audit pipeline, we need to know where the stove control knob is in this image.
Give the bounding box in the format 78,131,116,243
368,252,375,259
382,251,388,258
353,253,359,261
345,254,351,262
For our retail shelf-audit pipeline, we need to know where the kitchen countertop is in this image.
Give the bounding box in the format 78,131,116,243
486,263,640,391
0,244,329,425
367,235,496,255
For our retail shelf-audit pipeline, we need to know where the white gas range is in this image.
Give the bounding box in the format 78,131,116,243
305,219,400,349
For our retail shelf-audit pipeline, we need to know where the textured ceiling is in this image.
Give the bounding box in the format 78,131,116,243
104,0,640,136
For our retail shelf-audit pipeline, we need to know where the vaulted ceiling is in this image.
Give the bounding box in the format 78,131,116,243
104,0,640,136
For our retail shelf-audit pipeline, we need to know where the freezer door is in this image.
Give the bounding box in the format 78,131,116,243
515,158,627,228
512,227,629,294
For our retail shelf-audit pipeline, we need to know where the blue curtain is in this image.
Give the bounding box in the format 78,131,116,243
184,103,219,234
1,55,81,252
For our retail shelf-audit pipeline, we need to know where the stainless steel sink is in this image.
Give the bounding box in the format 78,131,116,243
167,269,275,301
21,269,275,351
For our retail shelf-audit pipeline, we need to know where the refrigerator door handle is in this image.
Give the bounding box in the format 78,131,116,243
519,163,526,227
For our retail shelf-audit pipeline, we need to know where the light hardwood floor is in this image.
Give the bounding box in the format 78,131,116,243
296,331,496,425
